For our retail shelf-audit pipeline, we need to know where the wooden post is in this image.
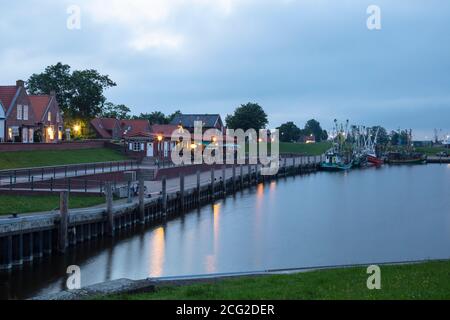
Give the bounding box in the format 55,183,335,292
105,182,115,236
180,173,185,211
58,191,69,253
0,236,13,270
222,165,226,195
162,176,167,215
196,170,201,205
210,167,215,200
139,175,145,224
232,165,236,193
240,165,244,187
248,164,251,185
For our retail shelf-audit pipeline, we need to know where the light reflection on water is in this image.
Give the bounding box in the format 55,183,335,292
0,164,449,299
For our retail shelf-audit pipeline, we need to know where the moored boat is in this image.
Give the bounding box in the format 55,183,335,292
321,152,353,171
385,152,427,165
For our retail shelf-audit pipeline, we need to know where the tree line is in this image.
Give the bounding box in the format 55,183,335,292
27,63,408,146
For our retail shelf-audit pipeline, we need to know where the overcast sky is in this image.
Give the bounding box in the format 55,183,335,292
1,0,449,139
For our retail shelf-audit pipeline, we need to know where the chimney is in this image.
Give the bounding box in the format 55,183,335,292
50,90,56,97
16,80,25,88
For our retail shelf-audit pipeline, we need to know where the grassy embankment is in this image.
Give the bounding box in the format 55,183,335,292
0,148,127,170
415,146,449,156
0,194,105,216
279,141,332,155
107,260,450,300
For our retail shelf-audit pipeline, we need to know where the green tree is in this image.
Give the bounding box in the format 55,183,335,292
226,103,268,131
27,63,73,112
102,102,131,119
371,126,389,145
167,110,182,123
27,63,116,120
134,111,167,124
304,119,326,142
278,122,301,142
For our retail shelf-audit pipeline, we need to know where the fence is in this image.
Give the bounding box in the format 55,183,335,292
0,160,138,188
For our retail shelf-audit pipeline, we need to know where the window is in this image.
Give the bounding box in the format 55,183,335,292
48,111,52,122
56,112,60,123
17,105,23,120
23,105,28,120
133,142,141,152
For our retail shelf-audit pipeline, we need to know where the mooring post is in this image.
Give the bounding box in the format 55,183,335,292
232,165,236,193
162,176,167,215
248,164,251,185
0,236,13,270
105,182,115,236
210,167,215,200
139,175,145,224
222,165,226,195
58,191,69,253
180,173,185,211
255,165,259,184
240,165,244,187
196,170,201,205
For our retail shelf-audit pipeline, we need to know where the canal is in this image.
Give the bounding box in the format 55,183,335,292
1,164,449,299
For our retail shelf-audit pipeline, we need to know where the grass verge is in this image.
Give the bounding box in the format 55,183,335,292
0,148,127,170
0,194,105,215
106,260,450,300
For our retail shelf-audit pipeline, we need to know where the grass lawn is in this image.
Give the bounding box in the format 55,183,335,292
108,260,450,300
0,194,105,215
0,148,127,170
279,141,332,155
416,146,450,156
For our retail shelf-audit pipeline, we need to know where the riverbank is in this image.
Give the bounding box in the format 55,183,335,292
102,260,450,300
0,194,105,216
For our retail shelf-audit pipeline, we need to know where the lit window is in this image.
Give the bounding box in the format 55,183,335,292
48,112,52,122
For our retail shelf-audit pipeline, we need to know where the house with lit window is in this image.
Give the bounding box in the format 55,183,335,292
0,80,37,143
124,124,179,160
29,92,64,143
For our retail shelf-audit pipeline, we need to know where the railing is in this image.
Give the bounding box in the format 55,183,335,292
0,160,138,187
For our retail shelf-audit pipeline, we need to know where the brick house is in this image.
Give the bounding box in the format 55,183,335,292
124,124,179,160
0,80,37,143
29,92,64,143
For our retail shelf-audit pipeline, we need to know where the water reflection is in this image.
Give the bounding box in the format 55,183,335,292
149,227,165,277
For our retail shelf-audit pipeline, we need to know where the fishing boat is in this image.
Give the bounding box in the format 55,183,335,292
320,119,353,171
385,152,427,165
385,130,427,165
321,152,353,171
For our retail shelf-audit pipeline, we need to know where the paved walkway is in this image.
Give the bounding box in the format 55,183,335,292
0,156,322,220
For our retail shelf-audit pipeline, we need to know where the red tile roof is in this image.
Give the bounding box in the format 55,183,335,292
121,119,151,137
29,95,51,121
0,86,19,112
150,124,179,138
90,118,120,139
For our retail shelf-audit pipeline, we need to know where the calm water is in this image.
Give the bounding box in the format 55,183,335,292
1,164,449,299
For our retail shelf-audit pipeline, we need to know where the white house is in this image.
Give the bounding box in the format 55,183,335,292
0,100,5,142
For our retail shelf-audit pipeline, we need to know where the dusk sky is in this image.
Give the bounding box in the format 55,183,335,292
1,0,449,139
